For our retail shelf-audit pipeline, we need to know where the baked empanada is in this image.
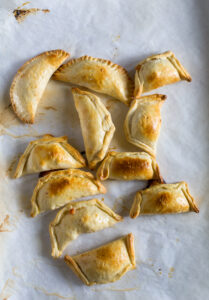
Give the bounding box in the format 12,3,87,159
130,182,199,218
31,169,106,217
14,135,85,178
64,233,135,285
10,50,69,123
124,94,166,157
97,151,162,181
49,199,123,258
53,55,134,105
72,88,115,169
134,51,192,98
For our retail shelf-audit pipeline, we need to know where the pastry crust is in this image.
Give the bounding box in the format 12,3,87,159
134,51,192,98
30,169,106,217
10,50,69,123
14,134,86,178
124,94,166,157
53,55,134,105
49,199,123,258
130,181,199,218
72,88,115,169
64,233,136,286
97,151,162,181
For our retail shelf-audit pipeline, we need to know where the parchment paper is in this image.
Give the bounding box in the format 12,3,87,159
0,0,209,299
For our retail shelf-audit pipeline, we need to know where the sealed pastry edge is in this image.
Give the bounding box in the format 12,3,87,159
134,50,192,98
53,55,134,105
30,169,106,217
129,181,199,218
10,49,70,124
72,87,115,169
14,134,86,178
124,94,166,157
49,198,123,258
64,233,135,286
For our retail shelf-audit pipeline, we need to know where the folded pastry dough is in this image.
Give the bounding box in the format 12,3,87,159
53,55,134,105
14,135,86,178
30,169,106,217
134,51,192,98
124,94,166,157
10,50,69,123
130,182,199,218
49,199,123,258
72,88,115,169
97,151,162,181
64,233,135,285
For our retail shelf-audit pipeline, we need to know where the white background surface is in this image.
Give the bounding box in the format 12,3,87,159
0,0,209,299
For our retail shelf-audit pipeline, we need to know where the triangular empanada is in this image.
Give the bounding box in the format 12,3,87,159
97,151,162,181
10,50,69,123
31,169,106,217
64,233,135,285
53,55,134,105
72,88,115,169
49,199,123,258
124,94,166,157
130,182,199,218
134,51,191,98
14,135,86,178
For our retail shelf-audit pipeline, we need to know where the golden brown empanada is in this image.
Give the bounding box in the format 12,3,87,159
72,88,115,169
14,135,85,178
130,182,199,218
49,199,123,258
134,51,192,98
10,50,69,123
64,233,135,285
31,169,106,217
124,94,166,157
97,151,162,181
53,55,134,105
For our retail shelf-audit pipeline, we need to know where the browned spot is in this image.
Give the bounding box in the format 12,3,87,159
81,214,89,223
0,215,10,232
33,144,66,166
69,208,75,215
156,193,172,208
80,65,107,89
112,157,149,177
48,178,70,196
13,8,50,23
139,113,161,140
43,106,57,111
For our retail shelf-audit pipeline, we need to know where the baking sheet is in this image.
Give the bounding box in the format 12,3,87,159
0,0,209,299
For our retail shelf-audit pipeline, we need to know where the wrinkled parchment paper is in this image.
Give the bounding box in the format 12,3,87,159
0,0,209,299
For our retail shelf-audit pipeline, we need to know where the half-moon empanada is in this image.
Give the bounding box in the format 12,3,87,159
130,182,199,218
14,135,86,178
97,151,162,181
134,51,192,98
31,169,106,217
124,94,166,157
64,233,135,285
10,50,69,123
49,199,123,258
53,55,134,105
72,88,115,169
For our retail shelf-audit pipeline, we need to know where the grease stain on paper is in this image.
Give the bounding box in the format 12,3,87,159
0,215,11,232
93,286,139,292
0,104,21,135
0,279,15,299
168,267,174,278
13,6,50,23
43,106,57,111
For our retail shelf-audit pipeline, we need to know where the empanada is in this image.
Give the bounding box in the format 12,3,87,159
14,135,85,178
31,169,106,217
97,151,162,181
134,51,192,98
53,55,134,105
72,88,115,169
124,94,166,157
64,233,135,285
130,182,199,218
49,199,123,258
10,50,69,123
